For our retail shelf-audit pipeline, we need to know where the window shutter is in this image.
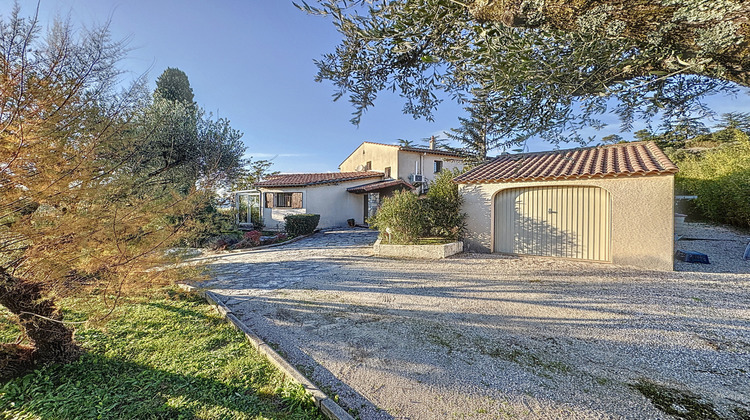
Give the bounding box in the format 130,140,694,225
265,192,274,208
292,192,303,209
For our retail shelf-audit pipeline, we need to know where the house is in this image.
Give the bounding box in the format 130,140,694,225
236,140,467,230
253,172,382,230
339,140,464,193
454,141,678,270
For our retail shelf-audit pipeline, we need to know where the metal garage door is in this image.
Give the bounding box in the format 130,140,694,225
494,186,611,262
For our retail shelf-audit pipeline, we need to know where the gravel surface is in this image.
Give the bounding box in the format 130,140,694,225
200,226,750,419
675,222,750,273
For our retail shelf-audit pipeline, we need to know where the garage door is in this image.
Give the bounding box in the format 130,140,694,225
494,186,611,262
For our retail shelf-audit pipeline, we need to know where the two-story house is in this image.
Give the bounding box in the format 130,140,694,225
236,140,466,230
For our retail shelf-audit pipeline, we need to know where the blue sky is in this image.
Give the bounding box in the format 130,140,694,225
16,1,750,173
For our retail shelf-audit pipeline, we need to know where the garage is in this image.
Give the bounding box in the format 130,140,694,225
455,141,679,270
494,186,611,261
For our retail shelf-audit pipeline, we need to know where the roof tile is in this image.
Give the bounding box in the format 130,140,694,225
454,141,678,184
255,171,383,187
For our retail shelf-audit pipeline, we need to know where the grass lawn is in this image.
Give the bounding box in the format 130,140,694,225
0,288,324,420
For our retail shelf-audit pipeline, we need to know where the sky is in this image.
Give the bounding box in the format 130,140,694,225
12,0,750,174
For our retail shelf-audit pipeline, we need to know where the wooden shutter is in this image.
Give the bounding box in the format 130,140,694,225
265,192,274,208
292,192,303,209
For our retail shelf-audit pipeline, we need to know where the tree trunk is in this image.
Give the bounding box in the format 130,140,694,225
468,0,750,87
0,268,81,379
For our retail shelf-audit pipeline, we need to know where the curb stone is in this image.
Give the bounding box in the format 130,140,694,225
177,283,353,420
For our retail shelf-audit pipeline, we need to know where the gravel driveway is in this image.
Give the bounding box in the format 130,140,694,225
201,227,750,419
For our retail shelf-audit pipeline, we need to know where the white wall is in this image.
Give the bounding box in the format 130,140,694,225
397,151,464,184
261,180,374,230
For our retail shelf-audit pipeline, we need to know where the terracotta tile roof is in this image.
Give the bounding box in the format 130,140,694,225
454,141,678,184
255,171,383,188
346,178,416,194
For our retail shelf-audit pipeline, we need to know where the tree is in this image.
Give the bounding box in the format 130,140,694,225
600,134,625,145
396,139,416,147
298,0,748,143
233,159,279,191
715,112,750,133
154,67,195,106
0,7,240,377
445,96,512,162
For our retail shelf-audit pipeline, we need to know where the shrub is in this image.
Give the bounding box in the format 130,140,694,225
180,200,240,247
425,168,467,240
244,230,262,245
284,214,320,237
369,189,427,243
675,142,750,229
206,235,240,251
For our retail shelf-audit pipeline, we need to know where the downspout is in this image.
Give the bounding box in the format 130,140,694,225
420,152,426,194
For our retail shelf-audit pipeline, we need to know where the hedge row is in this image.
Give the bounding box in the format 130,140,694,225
284,213,320,236
675,142,750,229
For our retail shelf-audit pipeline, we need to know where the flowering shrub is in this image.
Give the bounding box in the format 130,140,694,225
244,230,262,246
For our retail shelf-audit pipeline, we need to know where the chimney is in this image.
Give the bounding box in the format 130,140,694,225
429,135,435,150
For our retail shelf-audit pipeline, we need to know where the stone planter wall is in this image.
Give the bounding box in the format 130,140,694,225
373,238,463,259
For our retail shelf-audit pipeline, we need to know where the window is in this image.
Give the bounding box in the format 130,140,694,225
384,167,391,178
275,193,293,207
271,192,303,208
365,161,372,171
433,160,443,173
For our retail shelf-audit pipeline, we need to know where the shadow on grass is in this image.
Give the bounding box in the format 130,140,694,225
0,352,319,419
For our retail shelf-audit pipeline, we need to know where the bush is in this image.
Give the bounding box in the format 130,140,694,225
676,142,750,229
425,168,466,240
231,230,262,249
284,214,320,237
206,234,240,251
369,189,427,243
180,200,240,247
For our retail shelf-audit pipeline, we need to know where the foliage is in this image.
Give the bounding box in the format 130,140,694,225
675,142,750,229
233,159,279,191
445,94,513,163
206,235,241,251
137,73,245,196
0,289,322,419
424,168,467,240
180,200,240,248
298,1,746,145
154,67,196,106
284,214,321,237
369,190,427,244
0,6,243,372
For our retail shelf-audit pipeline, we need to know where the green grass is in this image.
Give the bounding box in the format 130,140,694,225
0,288,323,420
631,380,722,420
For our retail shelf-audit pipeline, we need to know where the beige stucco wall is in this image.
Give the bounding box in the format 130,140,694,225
397,151,464,184
339,143,400,176
339,143,465,185
459,175,675,270
261,181,371,230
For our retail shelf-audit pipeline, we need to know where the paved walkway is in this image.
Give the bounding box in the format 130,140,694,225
202,228,378,304
200,228,750,420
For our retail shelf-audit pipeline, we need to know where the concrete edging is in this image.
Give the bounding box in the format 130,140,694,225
177,283,353,420
373,238,464,259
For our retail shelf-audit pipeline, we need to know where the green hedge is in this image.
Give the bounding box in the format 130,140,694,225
425,168,466,240
675,142,750,229
284,214,320,237
368,189,427,244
